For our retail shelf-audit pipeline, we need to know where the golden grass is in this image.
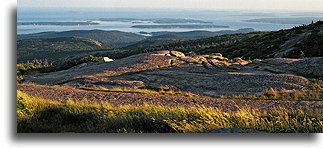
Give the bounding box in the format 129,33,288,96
219,88,323,101
17,91,323,133
52,83,323,101
79,85,200,97
57,84,323,101
207,56,251,67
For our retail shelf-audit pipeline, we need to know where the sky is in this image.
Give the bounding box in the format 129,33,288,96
18,0,323,11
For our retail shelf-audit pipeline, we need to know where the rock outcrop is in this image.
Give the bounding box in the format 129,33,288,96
25,51,321,97
254,57,323,77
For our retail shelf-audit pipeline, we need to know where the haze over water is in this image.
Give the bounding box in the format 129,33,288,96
17,7,323,34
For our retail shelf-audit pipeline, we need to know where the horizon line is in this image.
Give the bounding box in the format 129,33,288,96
17,6,323,13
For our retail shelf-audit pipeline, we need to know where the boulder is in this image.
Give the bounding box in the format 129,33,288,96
193,56,208,62
207,59,224,69
150,50,171,56
179,57,200,64
233,57,243,62
211,53,223,57
103,57,113,62
170,51,185,57
209,55,228,61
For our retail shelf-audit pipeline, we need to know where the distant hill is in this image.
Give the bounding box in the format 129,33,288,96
118,33,259,58
17,37,114,64
16,28,256,63
115,28,256,58
112,38,182,58
149,28,255,39
17,21,323,65
138,21,323,59
17,30,147,46
217,21,323,59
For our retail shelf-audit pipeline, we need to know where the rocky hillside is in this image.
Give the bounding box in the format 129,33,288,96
138,21,323,59
221,21,323,58
24,51,323,97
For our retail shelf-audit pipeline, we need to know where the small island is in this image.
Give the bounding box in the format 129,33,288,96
18,21,100,26
99,18,213,24
245,17,323,24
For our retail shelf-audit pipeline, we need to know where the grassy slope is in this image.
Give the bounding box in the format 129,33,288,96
17,91,323,133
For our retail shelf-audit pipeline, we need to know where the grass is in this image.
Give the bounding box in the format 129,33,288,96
57,83,323,101
220,88,323,101
77,85,322,101
17,90,323,133
79,85,201,97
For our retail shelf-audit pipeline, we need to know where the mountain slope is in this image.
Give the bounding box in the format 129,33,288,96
121,33,260,58
134,21,323,59
17,37,114,63
220,21,323,59
18,30,147,46
115,28,256,58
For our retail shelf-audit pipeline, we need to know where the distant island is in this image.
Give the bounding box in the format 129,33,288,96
18,21,100,26
147,28,255,38
99,18,213,24
131,24,230,29
245,17,323,24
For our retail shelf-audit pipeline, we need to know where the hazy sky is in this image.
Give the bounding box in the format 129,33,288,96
18,0,323,11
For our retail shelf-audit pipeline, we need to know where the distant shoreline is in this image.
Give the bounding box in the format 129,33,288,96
131,24,230,29
17,21,99,26
245,17,323,24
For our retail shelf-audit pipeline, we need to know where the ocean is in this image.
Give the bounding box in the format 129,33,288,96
17,7,323,35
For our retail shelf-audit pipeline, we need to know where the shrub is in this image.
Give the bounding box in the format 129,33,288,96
299,51,305,59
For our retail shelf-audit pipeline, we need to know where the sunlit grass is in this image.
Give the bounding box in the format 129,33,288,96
220,88,323,101
17,91,323,133
79,85,200,97
77,85,323,101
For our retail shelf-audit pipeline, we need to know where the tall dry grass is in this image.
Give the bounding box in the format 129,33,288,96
17,91,323,133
